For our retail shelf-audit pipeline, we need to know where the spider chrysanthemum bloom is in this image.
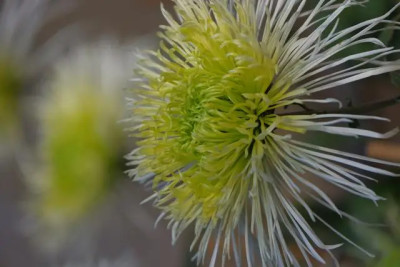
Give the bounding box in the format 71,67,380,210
127,0,400,266
0,0,74,138
31,42,132,249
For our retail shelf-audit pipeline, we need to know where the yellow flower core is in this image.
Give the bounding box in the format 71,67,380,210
39,80,121,227
134,1,279,225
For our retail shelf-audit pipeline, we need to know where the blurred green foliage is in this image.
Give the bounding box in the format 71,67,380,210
0,56,21,136
338,0,392,26
339,177,400,266
375,249,400,267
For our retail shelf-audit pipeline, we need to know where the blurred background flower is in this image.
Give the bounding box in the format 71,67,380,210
0,0,73,143
0,1,187,267
28,41,131,250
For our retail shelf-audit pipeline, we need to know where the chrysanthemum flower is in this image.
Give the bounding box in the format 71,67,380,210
32,42,132,248
127,0,400,266
0,0,73,137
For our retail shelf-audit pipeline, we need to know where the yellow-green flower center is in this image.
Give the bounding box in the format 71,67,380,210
38,81,122,228
134,1,278,223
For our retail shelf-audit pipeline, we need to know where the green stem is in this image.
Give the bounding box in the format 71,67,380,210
280,95,400,116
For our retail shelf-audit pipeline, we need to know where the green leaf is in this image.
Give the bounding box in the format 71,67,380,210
390,72,400,88
374,248,400,267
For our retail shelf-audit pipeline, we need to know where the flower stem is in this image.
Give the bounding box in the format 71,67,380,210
280,96,400,116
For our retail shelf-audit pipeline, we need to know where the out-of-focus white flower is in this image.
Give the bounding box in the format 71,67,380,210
127,0,400,266
30,41,133,250
62,253,140,267
0,0,74,73
0,0,74,137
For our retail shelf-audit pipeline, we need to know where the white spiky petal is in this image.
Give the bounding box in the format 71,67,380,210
128,0,400,266
0,0,75,76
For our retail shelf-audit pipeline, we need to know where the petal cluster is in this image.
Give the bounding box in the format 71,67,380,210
128,0,400,266
32,43,131,248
